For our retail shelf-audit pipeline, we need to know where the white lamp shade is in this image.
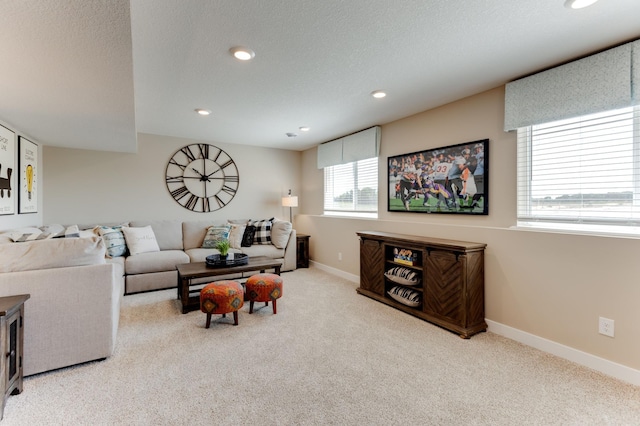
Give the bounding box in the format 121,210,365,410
282,196,298,207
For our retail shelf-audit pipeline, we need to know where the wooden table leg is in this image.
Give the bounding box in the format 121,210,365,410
181,276,190,314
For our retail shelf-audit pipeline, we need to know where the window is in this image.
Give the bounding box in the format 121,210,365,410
517,105,640,235
324,157,378,217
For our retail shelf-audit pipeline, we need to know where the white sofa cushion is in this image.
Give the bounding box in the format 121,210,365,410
125,249,190,275
185,247,243,263
240,244,284,259
0,236,106,273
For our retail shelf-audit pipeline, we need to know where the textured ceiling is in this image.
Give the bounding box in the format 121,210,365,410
2,0,640,153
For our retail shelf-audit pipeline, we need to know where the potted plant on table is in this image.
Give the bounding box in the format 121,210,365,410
215,240,231,262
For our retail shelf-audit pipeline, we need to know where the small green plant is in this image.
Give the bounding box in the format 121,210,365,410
215,239,230,256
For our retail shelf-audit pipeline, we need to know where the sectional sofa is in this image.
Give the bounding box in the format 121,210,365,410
0,218,295,376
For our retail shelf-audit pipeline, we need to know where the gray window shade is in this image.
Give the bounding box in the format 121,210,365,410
342,126,380,163
317,139,343,169
505,40,638,131
317,126,380,168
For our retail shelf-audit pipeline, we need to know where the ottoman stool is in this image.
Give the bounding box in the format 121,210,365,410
245,273,283,314
200,280,244,328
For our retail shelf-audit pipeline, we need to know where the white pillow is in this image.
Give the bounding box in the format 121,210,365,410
122,226,160,256
270,219,292,249
228,223,246,249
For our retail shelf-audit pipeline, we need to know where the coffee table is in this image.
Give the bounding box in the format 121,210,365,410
176,256,282,314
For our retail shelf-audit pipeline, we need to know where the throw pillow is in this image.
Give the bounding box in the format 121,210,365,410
55,224,80,238
227,223,246,249
241,225,256,247
384,267,420,286
387,286,421,307
10,231,53,242
122,226,160,256
270,218,292,249
95,225,128,258
202,225,231,248
39,224,65,235
251,218,273,245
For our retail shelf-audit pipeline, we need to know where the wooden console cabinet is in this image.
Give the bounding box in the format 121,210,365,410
0,294,29,419
356,231,486,338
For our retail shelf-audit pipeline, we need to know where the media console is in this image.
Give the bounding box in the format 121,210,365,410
356,231,486,338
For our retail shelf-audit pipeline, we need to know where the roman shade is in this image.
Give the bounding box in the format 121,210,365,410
504,39,640,131
317,126,380,169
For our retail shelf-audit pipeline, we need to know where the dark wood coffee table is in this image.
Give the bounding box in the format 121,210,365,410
176,256,282,314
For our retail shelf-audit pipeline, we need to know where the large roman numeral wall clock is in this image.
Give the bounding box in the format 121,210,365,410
165,143,239,212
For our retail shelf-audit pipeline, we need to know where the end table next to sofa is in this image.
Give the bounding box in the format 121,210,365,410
176,256,282,314
0,294,29,420
296,234,310,268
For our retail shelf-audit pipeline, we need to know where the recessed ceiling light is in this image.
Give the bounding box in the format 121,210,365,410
371,90,387,99
564,0,599,9
229,46,255,61
195,109,211,116
299,126,310,132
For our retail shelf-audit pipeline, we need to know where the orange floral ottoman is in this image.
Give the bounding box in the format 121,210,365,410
200,280,244,327
245,273,283,314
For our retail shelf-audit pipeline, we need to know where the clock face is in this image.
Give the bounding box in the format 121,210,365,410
165,144,239,212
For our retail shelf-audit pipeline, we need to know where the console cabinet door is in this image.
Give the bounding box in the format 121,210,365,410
424,249,465,327
359,238,384,295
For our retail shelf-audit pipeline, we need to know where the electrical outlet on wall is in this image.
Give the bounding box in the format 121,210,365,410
338,252,342,261
598,317,615,337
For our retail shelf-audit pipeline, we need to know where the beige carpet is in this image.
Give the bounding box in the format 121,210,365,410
3,267,639,425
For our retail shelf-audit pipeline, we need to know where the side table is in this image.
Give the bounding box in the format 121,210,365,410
296,234,310,268
0,294,29,420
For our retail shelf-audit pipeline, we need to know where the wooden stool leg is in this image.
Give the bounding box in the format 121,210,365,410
272,298,277,315
249,300,254,313
205,313,211,329
233,311,239,325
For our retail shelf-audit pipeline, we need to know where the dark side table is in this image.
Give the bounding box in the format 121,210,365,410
0,294,29,420
296,234,310,268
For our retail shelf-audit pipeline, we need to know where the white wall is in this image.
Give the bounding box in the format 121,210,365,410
43,133,301,225
296,87,640,378
0,119,43,231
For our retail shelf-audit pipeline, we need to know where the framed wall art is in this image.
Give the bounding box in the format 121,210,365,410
19,136,37,214
0,125,16,215
388,139,488,215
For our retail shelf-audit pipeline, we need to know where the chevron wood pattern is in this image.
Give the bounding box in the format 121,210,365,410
359,238,385,295
356,231,487,338
424,251,464,324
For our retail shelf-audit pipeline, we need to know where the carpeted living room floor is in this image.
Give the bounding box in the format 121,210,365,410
3,267,639,425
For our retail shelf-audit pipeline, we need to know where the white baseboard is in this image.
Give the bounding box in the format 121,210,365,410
487,319,640,387
309,260,359,283
310,262,639,387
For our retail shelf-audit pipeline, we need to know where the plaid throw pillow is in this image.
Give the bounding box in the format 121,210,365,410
251,218,273,245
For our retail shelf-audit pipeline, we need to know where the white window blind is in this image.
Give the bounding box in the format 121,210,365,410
517,106,640,234
324,157,378,217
